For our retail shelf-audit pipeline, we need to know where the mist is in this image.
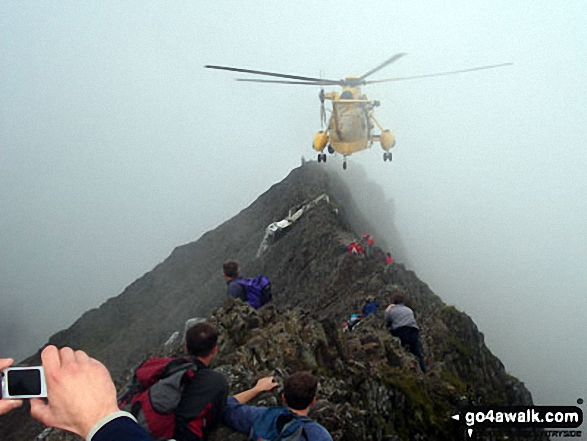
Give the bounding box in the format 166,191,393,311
1,0,585,426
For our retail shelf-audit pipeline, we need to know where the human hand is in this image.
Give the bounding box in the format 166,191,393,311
0,358,23,415
30,346,119,438
254,376,279,393
386,304,395,312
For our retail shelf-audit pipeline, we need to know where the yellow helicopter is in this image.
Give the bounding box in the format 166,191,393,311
206,54,511,170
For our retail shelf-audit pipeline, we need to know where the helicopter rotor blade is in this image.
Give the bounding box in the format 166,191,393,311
364,62,513,84
235,78,341,86
205,65,340,84
359,53,408,81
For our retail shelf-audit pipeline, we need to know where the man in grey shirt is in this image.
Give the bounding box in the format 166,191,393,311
385,293,426,373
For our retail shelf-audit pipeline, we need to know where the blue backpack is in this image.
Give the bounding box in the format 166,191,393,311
236,274,272,309
249,407,309,441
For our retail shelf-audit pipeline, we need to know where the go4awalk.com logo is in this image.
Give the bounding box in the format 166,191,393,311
451,405,583,438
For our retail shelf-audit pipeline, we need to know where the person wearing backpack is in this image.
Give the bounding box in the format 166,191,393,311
119,322,228,441
223,372,333,441
223,260,246,300
223,260,272,309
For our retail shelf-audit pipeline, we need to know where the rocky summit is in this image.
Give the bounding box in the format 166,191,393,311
0,163,542,440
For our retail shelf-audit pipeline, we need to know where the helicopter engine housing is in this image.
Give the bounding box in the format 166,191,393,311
380,129,395,151
313,130,329,152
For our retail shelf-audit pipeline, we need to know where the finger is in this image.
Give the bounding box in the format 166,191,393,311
0,399,22,415
0,358,14,370
58,347,75,368
30,398,51,425
41,346,61,372
73,349,90,364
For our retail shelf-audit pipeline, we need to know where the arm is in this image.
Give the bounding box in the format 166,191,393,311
0,358,23,414
223,377,279,434
384,306,394,330
234,376,278,404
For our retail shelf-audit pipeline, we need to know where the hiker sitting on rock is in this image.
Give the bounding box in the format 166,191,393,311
223,260,246,300
119,322,228,441
385,293,427,373
362,295,377,317
223,372,333,441
222,260,272,309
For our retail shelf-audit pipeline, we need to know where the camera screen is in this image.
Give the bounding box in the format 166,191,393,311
7,369,42,396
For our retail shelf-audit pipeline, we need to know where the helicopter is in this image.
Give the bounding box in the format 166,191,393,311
206,54,511,170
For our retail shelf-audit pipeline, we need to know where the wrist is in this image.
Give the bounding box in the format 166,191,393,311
85,410,137,441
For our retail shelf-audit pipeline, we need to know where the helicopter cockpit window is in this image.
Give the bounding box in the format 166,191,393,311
340,91,354,99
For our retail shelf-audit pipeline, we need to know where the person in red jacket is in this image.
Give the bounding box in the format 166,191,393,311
347,241,364,257
385,252,394,265
363,234,375,259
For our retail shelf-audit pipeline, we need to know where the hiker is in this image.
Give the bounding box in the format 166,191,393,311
0,346,152,440
222,260,272,309
385,293,426,373
223,372,333,440
223,260,246,300
119,322,228,440
362,234,375,259
362,295,377,317
343,313,362,332
347,240,364,257
385,252,394,265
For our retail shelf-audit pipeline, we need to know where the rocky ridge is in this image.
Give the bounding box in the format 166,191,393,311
0,162,540,440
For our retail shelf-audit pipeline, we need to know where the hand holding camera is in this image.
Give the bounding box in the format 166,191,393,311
0,358,24,415
29,346,120,438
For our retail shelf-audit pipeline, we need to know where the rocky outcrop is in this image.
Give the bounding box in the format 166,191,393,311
0,163,539,440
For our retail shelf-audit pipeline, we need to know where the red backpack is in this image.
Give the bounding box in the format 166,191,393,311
118,357,199,440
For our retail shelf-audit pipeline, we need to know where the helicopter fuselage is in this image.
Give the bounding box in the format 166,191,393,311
313,80,395,166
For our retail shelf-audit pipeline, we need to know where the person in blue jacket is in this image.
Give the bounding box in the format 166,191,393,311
223,372,332,441
1,346,152,441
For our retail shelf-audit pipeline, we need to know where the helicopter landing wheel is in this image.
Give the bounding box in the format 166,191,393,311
327,144,334,154
383,152,392,162
343,161,347,170
318,153,322,163
322,153,327,163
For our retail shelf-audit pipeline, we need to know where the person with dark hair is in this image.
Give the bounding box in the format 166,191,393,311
119,322,228,441
185,321,219,357
223,372,332,440
222,260,246,300
173,322,228,440
385,252,394,265
385,293,427,373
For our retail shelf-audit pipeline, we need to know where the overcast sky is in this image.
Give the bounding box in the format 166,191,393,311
1,0,585,419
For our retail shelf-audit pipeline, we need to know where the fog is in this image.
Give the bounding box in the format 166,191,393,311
1,0,585,421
